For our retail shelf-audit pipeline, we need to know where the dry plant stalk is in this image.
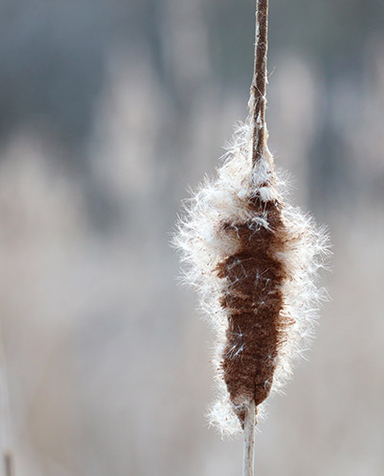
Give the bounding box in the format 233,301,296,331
174,0,329,473
0,320,14,476
4,451,13,476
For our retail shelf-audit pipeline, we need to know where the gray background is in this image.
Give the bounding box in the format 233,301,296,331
0,0,383,475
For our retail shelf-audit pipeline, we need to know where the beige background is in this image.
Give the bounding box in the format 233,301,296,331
0,0,383,475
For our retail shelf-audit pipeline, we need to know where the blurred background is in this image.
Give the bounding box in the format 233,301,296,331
0,0,383,475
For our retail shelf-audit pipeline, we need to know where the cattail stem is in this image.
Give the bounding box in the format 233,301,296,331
242,400,256,476
251,0,269,167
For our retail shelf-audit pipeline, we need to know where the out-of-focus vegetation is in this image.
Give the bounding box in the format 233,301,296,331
0,1,383,475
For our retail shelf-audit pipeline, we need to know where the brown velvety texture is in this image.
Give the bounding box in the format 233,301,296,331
217,195,293,427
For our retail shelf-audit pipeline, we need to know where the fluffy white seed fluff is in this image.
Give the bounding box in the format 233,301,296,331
174,118,330,437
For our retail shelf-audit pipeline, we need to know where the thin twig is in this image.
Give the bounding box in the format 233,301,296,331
242,400,256,476
0,319,13,476
4,451,13,476
251,0,269,167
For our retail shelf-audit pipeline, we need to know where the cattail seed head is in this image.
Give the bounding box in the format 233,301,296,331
174,0,330,439
174,119,330,437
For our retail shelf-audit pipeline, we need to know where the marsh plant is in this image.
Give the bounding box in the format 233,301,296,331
174,0,330,474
